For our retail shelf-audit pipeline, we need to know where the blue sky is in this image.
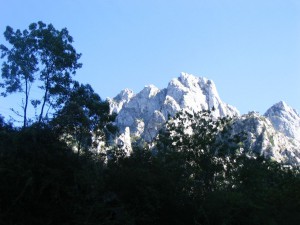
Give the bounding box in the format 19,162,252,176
0,0,300,120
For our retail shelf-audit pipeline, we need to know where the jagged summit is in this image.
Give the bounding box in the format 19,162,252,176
267,101,292,113
264,101,300,141
115,88,134,101
108,89,134,114
108,73,300,165
140,85,160,98
110,72,239,141
231,111,299,164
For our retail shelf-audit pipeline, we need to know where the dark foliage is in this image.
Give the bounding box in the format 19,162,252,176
0,21,82,127
0,110,299,225
0,124,110,225
51,81,117,154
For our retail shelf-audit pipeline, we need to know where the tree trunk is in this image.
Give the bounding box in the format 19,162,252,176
23,78,29,128
39,78,49,124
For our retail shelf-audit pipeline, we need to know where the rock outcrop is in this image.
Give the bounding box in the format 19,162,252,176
264,101,300,142
108,73,300,165
108,72,239,142
230,111,300,165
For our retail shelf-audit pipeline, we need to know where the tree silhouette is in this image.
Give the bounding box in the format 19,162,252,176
0,21,82,127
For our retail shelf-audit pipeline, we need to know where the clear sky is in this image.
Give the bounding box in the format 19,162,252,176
0,0,300,120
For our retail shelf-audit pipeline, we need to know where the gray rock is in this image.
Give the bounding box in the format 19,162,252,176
108,73,300,165
230,112,300,165
111,72,239,142
264,101,300,141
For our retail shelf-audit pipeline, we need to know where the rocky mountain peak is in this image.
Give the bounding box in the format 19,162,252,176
231,111,300,165
108,89,134,114
111,72,239,142
139,85,160,98
116,89,134,101
107,73,300,165
267,101,291,113
178,72,206,89
264,101,300,141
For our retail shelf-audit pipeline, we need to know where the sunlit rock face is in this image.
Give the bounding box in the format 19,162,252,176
108,89,134,114
109,72,239,142
264,101,300,142
108,73,300,165
230,112,300,165
116,127,132,156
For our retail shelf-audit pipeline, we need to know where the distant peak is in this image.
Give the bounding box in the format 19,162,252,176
179,72,194,79
140,84,160,98
265,101,300,119
144,84,158,90
271,101,290,111
113,88,134,102
177,72,206,89
179,72,200,82
121,88,134,95
119,89,134,98
276,100,286,106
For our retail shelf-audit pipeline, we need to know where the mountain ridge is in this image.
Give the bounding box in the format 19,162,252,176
108,72,300,165
108,72,239,141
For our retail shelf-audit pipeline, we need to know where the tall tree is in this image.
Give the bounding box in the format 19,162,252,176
52,82,117,154
0,26,38,127
0,21,82,127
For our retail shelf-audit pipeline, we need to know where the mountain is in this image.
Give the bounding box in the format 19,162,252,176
264,101,300,141
109,72,239,142
230,111,300,165
108,72,300,165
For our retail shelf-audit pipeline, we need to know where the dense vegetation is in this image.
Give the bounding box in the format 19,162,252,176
0,22,299,225
0,109,299,225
